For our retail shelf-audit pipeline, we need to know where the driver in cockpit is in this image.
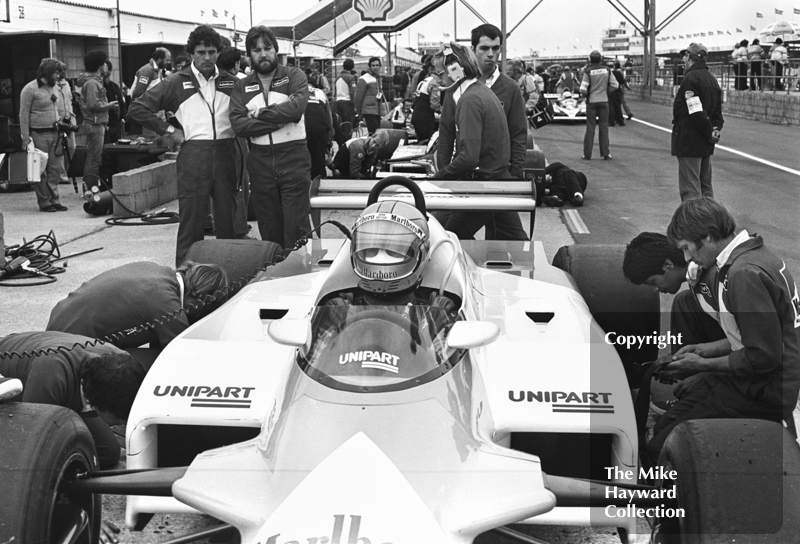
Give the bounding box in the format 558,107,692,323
321,199,457,315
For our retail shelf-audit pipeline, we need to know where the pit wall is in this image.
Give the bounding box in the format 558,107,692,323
630,85,800,126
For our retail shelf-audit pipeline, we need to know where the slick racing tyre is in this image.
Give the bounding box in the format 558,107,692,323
657,418,800,543
184,239,283,297
0,403,101,544
552,244,660,387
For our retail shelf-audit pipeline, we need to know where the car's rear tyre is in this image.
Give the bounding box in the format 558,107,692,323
0,403,101,544
184,239,284,296
552,244,660,387
657,418,800,543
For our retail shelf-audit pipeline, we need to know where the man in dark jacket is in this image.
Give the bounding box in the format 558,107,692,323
128,25,239,266
542,162,587,207
671,42,724,201
650,198,800,457
46,261,228,349
0,331,146,469
79,50,119,188
103,60,127,143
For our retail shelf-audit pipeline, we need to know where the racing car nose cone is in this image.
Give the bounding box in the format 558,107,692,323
254,432,446,542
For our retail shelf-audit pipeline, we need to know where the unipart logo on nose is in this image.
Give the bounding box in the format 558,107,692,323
262,515,394,544
153,385,255,409
339,351,400,373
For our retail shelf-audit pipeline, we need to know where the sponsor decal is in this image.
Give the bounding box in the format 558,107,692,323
182,82,194,90
139,76,149,84
352,213,426,241
509,390,614,413
245,84,260,93
339,351,399,373
261,515,393,544
355,267,399,280
218,80,234,88
272,77,289,88
684,90,694,98
153,385,255,409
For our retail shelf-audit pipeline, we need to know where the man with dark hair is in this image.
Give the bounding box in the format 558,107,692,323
439,23,527,181
128,25,239,266
216,47,251,238
542,162,587,207
648,198,800,457
229,25,311,250
607,62,626,127
103,60,127,143
78,50,119,188
672,42,724,201
335,58,358,132
46,261,228,349
131,47,172,101
431,43,527,242
354,56,384,135
19,58,72,212
331,130,390,179
0,331,147,469
579,50,617,160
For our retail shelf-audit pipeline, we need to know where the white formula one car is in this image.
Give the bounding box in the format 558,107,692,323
545,92,587,122
2,177,798,544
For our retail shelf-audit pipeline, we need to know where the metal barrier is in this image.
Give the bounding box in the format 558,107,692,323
628,60,800,94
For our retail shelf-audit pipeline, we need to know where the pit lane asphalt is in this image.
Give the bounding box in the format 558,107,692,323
1,96,797,542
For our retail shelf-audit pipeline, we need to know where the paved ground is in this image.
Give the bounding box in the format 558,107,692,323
2,95,798,542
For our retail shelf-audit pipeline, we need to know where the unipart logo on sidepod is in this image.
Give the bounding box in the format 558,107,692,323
262,515,393,544
153,385,255,409
509,390,614,414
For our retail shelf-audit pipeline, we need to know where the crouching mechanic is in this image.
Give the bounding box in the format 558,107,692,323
542,162,588,207
0,331,146,469
647,199,800,458
321,200,457,319
331,130,391,179
46,261,229,350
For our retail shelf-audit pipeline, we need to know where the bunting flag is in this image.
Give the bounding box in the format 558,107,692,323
212,9,218,18
679,34,684,38
727,30,732,34
750,25,756,30
717,30,723,34
795,8,800,15
200,10,204,16
224,10,229,17
573,45,577,49
756,12,763,18
736,28,742,32
776,9,783,15
700,32,706,36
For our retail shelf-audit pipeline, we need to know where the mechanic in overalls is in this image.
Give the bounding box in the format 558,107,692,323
649,199,800,458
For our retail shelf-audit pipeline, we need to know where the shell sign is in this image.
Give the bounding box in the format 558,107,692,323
354,0,394,22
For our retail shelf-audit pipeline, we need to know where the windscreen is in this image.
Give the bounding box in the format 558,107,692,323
298,305,464,393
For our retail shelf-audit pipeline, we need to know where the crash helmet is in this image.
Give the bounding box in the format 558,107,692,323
350,200,430,294
561,90,573,99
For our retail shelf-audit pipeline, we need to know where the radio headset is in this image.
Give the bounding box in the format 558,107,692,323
0,220,352,361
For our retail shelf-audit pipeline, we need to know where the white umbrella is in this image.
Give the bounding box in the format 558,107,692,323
758,21,800,42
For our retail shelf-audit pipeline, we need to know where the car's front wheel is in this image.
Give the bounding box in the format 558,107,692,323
0,403,101,544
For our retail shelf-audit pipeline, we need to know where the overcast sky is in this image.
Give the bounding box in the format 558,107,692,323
119,0,800,56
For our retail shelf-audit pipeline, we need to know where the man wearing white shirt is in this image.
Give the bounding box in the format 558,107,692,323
128,25,239,266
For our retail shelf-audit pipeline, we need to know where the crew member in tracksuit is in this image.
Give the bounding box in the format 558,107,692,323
130,47,171,135
304,82,334,180
410,64,439,142
229,25,311,250
651,198,800,457
671,42,724,202
128,25,238,266
579,50,618,160
331,131,390,179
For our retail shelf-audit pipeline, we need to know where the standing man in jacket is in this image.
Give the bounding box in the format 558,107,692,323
354,57,384,135
19,58,72,212
229,25,311,250
579,50,618,160
78,50,119,188
128,25,238,266
651,198,800,457
103,60,127,143
334,58,358,132
671,43,724,201
131,47,171,101
431,43,527,242
439,24,528,182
